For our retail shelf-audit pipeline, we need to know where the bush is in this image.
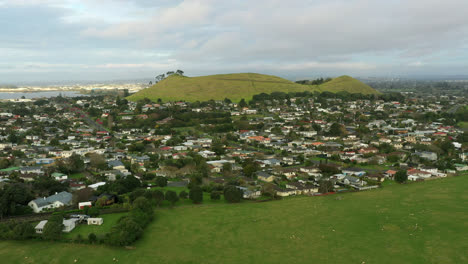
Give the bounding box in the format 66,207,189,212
88,207,100,217
43,215,64,241
224,185,243,203
88,233,97,244
210,191,221,200
105,217,143,246
155,176,168,187
151,189,165,207
189,185,203,204
165,190,179,207
11,222,35,240
395,170,408,183
179,190,188,199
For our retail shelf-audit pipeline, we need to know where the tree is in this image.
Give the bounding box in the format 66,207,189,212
328,123,347,137
151,190,165,207
88,232,97,243
242,160,259,178
318,180,334,193
223,185,243,203
132,197,153,215
0,183,34,218
238,98,247,108
106,217,142,246
165,190,179,207
155,176,168,187
189,185,203,204
68,153,85,173
212,140,225,156
89,153,108,171
88,207,99,217
395,170,408,183
179,190,188,199
210,191,221,200
12,222,35,240
43,215,63,240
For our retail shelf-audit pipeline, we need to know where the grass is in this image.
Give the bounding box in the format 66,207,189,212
69,173,85,179
63,212,128,240
458,121,468,130
127,73,378,102
1,175,468,263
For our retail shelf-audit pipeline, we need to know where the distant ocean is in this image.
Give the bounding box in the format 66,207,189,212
0,91,85,100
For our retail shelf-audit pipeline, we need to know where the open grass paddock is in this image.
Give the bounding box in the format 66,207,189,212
1,175,467,264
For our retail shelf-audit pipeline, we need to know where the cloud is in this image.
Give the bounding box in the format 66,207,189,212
2,0,468,82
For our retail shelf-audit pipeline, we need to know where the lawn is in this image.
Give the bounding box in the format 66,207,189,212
1,175,468,263
69,173,85,179
63,212,128,240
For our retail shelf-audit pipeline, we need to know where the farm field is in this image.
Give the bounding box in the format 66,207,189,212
1,175,467,264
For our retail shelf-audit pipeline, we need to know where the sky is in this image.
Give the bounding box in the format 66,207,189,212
1,0,468,83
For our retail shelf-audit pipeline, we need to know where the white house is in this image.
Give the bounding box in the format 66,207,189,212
87,218,104,225
35,218,77,233
28,191,72,213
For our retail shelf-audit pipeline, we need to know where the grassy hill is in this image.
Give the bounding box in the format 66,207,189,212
1,175,467,264
127,73,378,102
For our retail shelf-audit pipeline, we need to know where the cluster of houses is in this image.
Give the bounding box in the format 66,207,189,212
0,92,467,207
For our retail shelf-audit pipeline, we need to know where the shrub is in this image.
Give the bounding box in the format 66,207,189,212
88,233,97,244
165,190,179,207
88,207,100,217
224,185,243,203
189,185,203,204
210,191,221,200
179,190,188,199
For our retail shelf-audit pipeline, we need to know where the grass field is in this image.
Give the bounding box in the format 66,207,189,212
63,212,128,240
127,73,378,102
1,175,467,264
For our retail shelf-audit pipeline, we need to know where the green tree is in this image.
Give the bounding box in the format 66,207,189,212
43,215,63,241
189,185,203,204
151,190,165,207
165,190,179,207
328,123,346,137
210,191,221,200
12,222,35,240
155,176,168,187
88,207,99,217
179,190,188,199
224,185,243,203
395,170,408,183
132,197,153,215
239,98,247,108
88,233,97,243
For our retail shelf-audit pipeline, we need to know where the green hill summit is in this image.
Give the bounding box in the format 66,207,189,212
127,73,378,102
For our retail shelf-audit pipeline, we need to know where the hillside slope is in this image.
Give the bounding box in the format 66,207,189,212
127,73,378,102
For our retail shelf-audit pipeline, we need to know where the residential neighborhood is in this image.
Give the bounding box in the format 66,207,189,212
0,90,467,247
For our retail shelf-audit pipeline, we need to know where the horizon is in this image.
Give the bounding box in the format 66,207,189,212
2,0,468,83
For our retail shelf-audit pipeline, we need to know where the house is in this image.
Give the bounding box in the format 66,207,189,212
257,171,276,182
415,151,438,161
236,186,261,199
78,201,92,209
342,175,366,187
342,168,366,177
35,218,77,234
88,182,106,190
454,164,468,171
28,191,73,213
87,218,103,225
274,187,297,197
51,172,68,181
